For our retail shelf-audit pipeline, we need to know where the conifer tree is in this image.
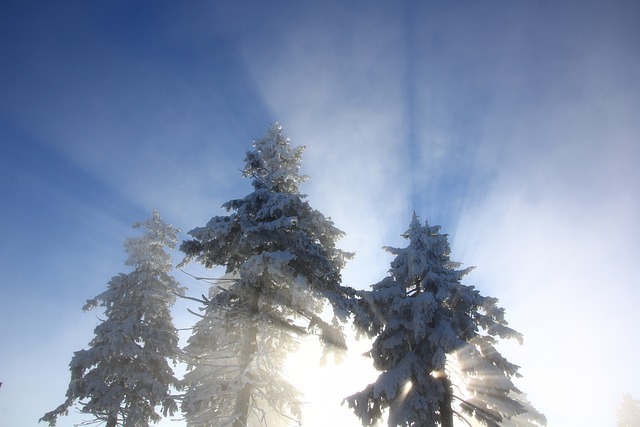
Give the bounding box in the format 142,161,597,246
180,124,354,427
618,394,640,427
346,213,545,427
41,210,184,427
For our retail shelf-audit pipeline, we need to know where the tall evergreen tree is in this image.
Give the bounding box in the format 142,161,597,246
179,124,354,427
41,210,184,427
346,214,545,427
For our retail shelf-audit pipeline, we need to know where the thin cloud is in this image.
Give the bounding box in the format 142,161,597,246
2,2,639,426
449,24,640,427
235,3,414,288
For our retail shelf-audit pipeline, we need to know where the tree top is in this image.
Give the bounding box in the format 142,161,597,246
243,123,308,193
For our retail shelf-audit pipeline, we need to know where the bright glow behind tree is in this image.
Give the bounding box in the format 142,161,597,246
179,124,355,427
347,213,545,427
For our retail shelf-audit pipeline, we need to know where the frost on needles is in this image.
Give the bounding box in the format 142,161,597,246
40,210,185,427
40,124,546,427
179,124,355,427
346,213,546,427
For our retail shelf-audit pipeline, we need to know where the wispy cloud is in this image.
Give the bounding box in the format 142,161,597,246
2,1,639,426
235,3,413,287
446,6,640,422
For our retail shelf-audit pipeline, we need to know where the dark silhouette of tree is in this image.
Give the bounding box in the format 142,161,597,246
347,214,545,427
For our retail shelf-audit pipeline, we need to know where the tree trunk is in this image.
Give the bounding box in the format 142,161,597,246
105,414,118,427
232,292,259,427
439,375,454,427
233,380,253,427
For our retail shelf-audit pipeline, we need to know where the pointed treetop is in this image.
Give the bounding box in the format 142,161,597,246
410,211,420,227
407,211,422,236
124,209,180,270
243,123,308,193
400,212,444,254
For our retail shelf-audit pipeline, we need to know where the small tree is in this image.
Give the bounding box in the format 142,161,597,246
41,210,184,427
180,124,354,427
618,394,640,427
347,213,545,427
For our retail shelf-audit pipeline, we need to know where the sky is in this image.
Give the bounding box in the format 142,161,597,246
1,1,639,426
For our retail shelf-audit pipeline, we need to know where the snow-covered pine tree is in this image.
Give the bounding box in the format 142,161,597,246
179,124,354,427
618,394,640,427
41,210,184,427
346,213,545,427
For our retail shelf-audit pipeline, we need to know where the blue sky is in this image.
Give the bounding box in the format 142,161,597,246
1,1,639,426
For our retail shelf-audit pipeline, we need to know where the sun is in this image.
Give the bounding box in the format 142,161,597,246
286,333,377,427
